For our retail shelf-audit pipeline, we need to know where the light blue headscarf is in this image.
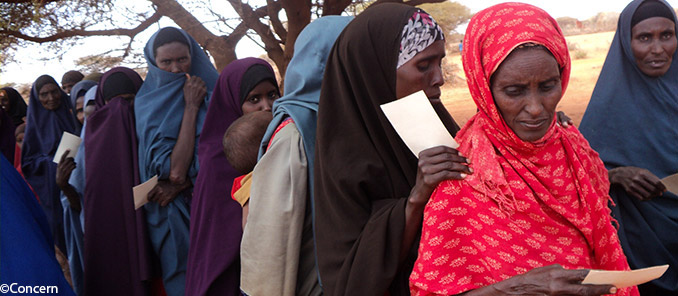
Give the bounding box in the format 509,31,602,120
60,84,96,296
259,16,353,182
256,17,352,289
136,28,218,182
68,85,97,202
134,27,218,295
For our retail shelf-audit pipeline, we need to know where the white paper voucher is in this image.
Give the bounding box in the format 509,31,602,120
133,175,158,210
52,132,82,164
582,264,668,289
661,173,678,195
380,91,458,157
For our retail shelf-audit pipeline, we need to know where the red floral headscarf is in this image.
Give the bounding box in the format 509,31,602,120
463,2,570,144
410,3,638,295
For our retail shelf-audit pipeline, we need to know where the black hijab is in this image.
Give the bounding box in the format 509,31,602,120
0,108,15,163
238,64,279,106
1,87,27,126
313,3,459,295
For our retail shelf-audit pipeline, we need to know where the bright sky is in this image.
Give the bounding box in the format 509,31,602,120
2,0,678,85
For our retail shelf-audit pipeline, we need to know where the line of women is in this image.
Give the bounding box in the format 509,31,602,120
8,0,675,295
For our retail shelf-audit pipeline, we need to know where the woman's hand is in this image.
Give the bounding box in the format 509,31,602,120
466,265,616,296
56,150,75,189
148,179,191,207
56,150,81,212
183,74,207,109
557,111,573,128
409,145,472,207
402,145,472,262
609,166,666,201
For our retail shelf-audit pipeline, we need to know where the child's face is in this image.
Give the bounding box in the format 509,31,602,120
16,132,24,148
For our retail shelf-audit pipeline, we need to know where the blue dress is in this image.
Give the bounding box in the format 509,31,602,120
1,154,75,296
135,27,218,296
580,0,678,293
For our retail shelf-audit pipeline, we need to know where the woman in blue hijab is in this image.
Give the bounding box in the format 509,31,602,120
580,0,678,293
240,16,352,296
135,27,218,296
21,74,78,256
1,154,75,296
69,80,97,131
56,84,96,296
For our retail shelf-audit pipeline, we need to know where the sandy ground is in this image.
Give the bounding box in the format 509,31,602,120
441,31,616,127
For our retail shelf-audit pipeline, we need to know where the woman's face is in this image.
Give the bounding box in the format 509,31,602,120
631,17,677,77
75,96,85,124
38,83,62,110
395,40,445,103
241,80,279,114
0,90,9,111
62,82,76,95
491,48,562,142
155,41,192,74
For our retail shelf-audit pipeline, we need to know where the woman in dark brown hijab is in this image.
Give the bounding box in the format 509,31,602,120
313,3,470,295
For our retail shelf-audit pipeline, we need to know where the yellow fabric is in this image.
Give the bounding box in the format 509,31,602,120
233,172,253,207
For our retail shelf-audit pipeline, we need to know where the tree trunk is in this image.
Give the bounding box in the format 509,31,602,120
281,0,311,79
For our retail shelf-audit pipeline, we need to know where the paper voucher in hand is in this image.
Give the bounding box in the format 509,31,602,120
582,264,669,288
52,132,82,164
133,175,158,210
661,173,678,195
380,91,458,157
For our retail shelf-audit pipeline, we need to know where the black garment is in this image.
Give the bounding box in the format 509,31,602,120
1,87,27,126
313,3,459,295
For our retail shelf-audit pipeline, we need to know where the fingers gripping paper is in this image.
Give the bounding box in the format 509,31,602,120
582,264,669,289
132,175,158,210
381,91,458,157
53,132,82,164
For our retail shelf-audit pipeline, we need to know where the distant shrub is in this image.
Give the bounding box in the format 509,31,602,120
573,49,588,59
568,42,588,60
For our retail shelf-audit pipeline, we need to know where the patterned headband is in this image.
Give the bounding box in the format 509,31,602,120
397,10,445,69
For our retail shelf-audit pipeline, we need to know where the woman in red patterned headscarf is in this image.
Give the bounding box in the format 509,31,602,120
409,3,639,296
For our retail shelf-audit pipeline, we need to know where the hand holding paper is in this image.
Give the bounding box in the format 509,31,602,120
582,264,668,289
53,132,81,164
133,175,158,210
380,91,458,157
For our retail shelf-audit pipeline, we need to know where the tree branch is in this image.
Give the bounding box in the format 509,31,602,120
280,0,310,74
322,0,352,16
228,0,285,71
227,22,249,44
0,0,58,3
0,10,161,43
402,0,446,6
267,0,286,43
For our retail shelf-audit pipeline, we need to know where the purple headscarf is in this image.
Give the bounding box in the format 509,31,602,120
83,67,158,295
185,57,277,295
21,74,78,254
